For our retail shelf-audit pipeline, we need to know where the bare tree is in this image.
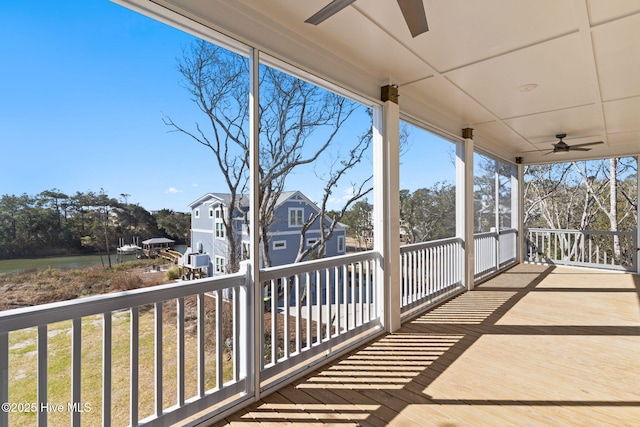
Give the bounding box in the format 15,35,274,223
294,131,373,262
165,40,366,271
524,158,638,262
571,158,637,258
164,41,249,272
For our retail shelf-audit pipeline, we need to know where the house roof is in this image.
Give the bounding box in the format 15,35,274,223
120,0,640,165
190,190,347,229
142,237,175,245
188,193,250,209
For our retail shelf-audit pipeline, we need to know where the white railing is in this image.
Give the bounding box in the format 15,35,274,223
399,237,464,319
0,272,249,427
526,228,637,271
259,251,382,391
474,228,518,281
0,251,383,427
1,231,521,426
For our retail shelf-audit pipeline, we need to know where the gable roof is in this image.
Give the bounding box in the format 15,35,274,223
189,190,347,230
189,193,249,209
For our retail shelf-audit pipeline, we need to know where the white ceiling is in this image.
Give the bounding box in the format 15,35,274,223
124,0,640,164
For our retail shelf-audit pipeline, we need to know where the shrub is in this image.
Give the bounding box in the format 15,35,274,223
110,271,143,291
166,267,181,280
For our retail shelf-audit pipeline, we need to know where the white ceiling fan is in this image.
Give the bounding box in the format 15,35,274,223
305,0,429,38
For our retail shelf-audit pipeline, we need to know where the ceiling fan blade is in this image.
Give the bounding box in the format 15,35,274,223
397,0,429,37
569,141,604,149
305,0,356,25
569,147,592,151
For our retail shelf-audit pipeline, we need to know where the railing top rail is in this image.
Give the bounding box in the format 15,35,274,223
473,228,518,239
400,236,462,254
0,272,246,333
473,231,498,238
527,228,635,236
260,250,381,281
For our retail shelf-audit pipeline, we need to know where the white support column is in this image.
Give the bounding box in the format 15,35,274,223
455,142,466,282
462,129,475,290
516,163,524,263
494,158,500,270
374,84,401,333
248,47,261,399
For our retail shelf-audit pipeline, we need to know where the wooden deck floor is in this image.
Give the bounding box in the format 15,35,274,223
214,264,640,426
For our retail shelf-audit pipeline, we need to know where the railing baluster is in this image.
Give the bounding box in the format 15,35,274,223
325,268,332,339
364,260,370,322
71,317,81,427
130,306,139,427
419,248,424,300
357,262,363,326
401,253,406,306
295,275,302,352
0,332,8,427
349,262,355,330
342,264,348,333
305,272,312,349
154,302,163,417
232,288,239,382
333,267,340,337
270,279,277,364
197,294,205,397
176,297,185,407
37,325,47,427
215,290,223,389
283,276,290,358
102,312,112,426
316,270,322,342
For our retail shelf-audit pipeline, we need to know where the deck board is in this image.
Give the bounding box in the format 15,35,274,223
214,264,640,426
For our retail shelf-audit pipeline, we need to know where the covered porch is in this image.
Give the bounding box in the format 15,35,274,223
1,1,639,426
218,263,640,426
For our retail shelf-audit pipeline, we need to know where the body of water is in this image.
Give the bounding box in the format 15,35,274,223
0,245,187,274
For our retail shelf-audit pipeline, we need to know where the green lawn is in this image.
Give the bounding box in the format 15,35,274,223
8,299,234,426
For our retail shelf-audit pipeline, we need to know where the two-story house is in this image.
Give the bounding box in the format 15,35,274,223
188,191,347,276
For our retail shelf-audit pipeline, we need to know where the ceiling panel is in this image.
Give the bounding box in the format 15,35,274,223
608,131,640,147
503,104,605,145
398,0,578,73
402,76,495,125
587,0,640,26
603,97,640,135
591,13,640,101
445,33,597,120
474,121,532,152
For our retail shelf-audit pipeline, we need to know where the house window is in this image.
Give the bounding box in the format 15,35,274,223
306,238,318,247
215,256,225,273
337,235,345,253
289,207,304,227
215,207,222,219
273,240,286,250
194,208,200,218
209,208,214,218
215,221,225,239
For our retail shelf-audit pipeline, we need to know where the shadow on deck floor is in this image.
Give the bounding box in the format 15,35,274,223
214,263,640,426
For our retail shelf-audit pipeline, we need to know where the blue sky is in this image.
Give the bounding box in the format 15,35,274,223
1,1,456,212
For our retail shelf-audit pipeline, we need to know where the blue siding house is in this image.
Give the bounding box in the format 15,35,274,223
188,191,347,276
